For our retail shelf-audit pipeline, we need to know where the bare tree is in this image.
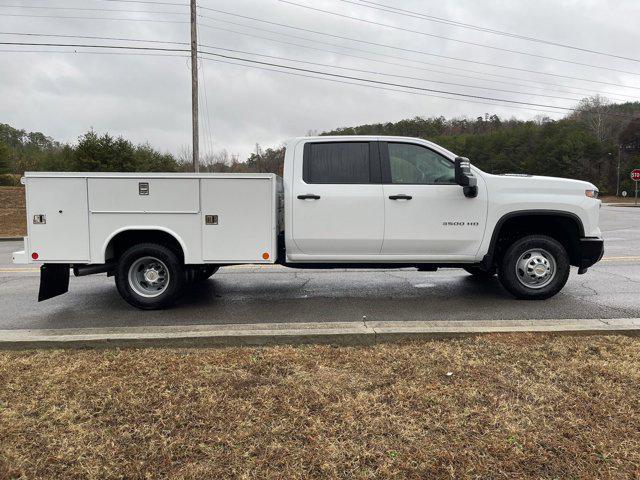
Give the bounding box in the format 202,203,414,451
570,95,613,143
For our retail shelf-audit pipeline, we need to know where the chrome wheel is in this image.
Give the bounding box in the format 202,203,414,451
515,248,556,289
128,256,170,298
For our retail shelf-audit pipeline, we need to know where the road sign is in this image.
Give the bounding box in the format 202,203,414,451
632,169,640,181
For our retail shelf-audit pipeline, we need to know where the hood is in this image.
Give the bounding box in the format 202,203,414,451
486,172,597,194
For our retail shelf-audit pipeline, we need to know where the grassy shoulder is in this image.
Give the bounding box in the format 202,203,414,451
0,187,25,237
1,334,639,479
601,195,639,204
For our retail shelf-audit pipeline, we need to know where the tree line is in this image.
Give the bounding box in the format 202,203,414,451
1,96,639,194
0,124,285,185
322,97,640,195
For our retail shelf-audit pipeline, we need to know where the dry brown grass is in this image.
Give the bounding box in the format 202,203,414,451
0,187,26,237
1,334,640,479
601,195,639,204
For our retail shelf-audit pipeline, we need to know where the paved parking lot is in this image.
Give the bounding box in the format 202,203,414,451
1,205,639,331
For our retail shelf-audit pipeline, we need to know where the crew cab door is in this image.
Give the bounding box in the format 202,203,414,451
380,141,487,258
291,141,384,255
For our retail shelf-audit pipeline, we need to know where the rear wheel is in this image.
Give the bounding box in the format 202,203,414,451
115,243,186,310
498,235,570,300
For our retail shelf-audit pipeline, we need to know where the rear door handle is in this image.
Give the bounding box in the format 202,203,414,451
297,194,321,200
389,194,413,200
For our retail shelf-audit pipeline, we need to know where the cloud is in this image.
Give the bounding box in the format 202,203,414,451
0,0,637,161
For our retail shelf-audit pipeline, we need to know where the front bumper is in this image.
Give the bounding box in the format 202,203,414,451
577,237,604,273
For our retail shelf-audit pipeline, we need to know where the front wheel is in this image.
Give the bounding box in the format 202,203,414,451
115,243,186,310
498,235,570,300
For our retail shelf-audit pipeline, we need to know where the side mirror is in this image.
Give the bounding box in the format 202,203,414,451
454,157,478,198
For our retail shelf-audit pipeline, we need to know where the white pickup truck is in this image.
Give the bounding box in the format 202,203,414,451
13,135,604,309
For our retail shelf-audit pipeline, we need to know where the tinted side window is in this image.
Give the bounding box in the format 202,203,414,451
388,143,455,184
304,142,370,184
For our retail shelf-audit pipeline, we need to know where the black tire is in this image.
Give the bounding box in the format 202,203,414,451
115,243,186,310
193,265,219,282
463,266,496,278
498,235,570,300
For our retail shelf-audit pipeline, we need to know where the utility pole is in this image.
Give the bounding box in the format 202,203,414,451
190,0,199,172
616,144,622,196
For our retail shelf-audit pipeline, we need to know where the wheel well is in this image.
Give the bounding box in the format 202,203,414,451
490,214,582,267
106,230,185,262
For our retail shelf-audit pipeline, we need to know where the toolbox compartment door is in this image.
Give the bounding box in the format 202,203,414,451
26,177,90,262
88,178,199,213
201,178,275,262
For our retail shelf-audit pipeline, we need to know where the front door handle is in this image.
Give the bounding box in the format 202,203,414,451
389,194,413,200
297,194,321,200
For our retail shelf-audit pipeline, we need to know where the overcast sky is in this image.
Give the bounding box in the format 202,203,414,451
0,0,638,161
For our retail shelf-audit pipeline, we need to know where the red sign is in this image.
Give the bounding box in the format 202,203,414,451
632,169,640,182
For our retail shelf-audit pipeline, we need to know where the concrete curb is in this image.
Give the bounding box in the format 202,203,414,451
0,318,639,349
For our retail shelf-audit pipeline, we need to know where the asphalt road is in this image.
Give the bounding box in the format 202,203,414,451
1,205,639,330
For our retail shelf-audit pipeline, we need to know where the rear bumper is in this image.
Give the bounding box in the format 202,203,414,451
12,250,28,264
12,238,30,264
577,237,604,272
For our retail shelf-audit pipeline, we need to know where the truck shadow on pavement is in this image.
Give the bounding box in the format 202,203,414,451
7,271,626,331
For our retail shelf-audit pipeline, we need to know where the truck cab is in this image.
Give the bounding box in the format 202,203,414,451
13,135,604,309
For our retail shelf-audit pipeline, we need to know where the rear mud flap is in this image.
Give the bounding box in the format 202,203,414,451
38,264,70,302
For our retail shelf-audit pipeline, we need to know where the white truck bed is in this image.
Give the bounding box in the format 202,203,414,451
19,172,283,265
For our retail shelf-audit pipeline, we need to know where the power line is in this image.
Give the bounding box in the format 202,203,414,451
0,31,189,46
196,49,589,111
198,60,214,159
0,48,188,57
0,0,187,3
199,56,586,118
197,44,588,103
341,0,640,64
0,40,575,109
96,0,188,5
0,40,188,53
0,5,188,15
3,5,638,92
0,13,188,25
197,24,640,102
197,16,640,91
0,41,561,116
197,24,215,159
0,40,633,118
276,0,640,76
3,29,635,102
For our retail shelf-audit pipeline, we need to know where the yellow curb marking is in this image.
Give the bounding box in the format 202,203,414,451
0,268,39,272
600,256,640,261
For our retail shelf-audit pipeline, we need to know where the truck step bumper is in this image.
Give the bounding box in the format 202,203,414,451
577,237,604,274
12,250,28,264
12,238,30,264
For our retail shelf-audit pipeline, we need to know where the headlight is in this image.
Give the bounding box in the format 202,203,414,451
585,189,599,199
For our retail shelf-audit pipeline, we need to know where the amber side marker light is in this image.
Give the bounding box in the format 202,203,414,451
262,252,270,260
585,190,599,198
